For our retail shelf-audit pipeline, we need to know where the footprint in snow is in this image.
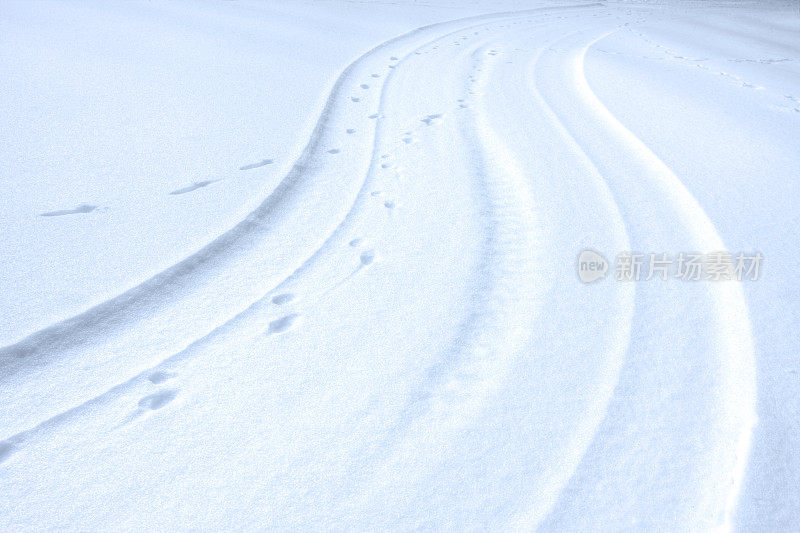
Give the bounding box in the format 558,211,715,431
328,149,341,154
0,442,15,464
169,180,218,196
148,371,177,385
138,389,178,411
351,97,361,102
239,159,273,171
360,84,370,89
360,250,376,266
347,128,356,134
349,237,363,247
40,203,98,217
371,73,380,78
272,293,295,305
267,314,300,335
384,200,395,209
421,114,443,126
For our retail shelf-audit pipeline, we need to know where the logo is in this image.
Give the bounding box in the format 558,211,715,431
577,249,608,283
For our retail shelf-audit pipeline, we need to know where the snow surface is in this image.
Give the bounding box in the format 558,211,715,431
1,0,798,530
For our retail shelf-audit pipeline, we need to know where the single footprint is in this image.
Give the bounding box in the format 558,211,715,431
328,149,341,154
360,84,370,89
138,389,178,411
148,371,177,385
384,200,395,209
272,293,295,305
371,73,380,78
40,203,98,217
360,250,376,266
169,180,217,195
421,114,443,126
347,128,356,134
390,56,398,61
351,97,361,102
0,441,14,464
239,159,273,171
371,191,382,196
267,314,300,335
349,237,363,247
368,114,381,119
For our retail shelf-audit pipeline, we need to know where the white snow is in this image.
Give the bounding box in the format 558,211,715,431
1,0,798,530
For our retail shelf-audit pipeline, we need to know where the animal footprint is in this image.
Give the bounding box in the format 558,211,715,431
351,97,361,102
421,114,443,126
169,180,218,195
40,204,98,217
272,293,295,305
328,149,341,154
360,250,376,266
349,237,363,247
148,371,177,385
267,314,300,335
384,200,395,209
138,389,178,411
239,159,273,171
347,128,356,134
0,442,14,464
360,84,370,89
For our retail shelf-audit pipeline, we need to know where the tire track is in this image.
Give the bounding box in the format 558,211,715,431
532,29,756,531
0,4,602,464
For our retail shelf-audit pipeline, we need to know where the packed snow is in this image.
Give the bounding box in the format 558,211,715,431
1,0,798,530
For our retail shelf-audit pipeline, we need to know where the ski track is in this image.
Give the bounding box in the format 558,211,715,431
0,3,765,530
